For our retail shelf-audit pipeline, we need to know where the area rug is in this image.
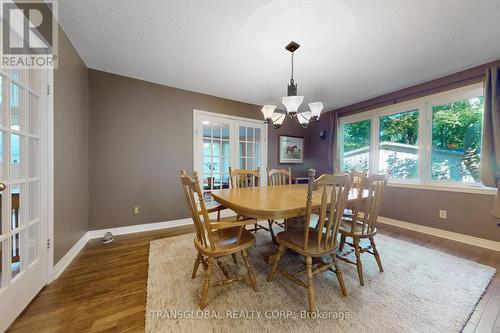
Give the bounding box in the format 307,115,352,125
145,230,495,332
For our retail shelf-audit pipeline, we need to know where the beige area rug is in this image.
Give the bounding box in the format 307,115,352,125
146,229,495,333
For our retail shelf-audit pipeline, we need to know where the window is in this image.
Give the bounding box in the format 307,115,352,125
379,110,419,180
341,119,370,172
431,97,483,183
339,84,486,189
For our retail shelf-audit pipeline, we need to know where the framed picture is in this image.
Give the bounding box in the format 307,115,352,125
279,135,304,164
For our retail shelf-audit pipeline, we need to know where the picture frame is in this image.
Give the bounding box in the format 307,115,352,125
279,135,304,164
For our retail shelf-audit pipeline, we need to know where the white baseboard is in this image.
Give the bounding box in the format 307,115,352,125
51,232,90,281
86,217,192,240
378,216,500,252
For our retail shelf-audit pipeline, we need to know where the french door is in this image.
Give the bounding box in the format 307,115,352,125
0,65,49,331
193,110,267,207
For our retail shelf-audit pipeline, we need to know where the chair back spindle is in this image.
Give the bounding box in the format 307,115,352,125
229,167,260,188
303,169,353,253
267,167,292,186
356,173,389,234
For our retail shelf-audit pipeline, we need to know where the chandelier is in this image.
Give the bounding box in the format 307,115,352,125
261,41,324,129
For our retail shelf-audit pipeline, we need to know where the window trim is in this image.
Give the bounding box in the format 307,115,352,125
338,83,494,194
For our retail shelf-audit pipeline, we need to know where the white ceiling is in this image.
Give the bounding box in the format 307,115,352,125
58,0,500,111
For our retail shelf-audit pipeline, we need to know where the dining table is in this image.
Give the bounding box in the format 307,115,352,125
211,183,365,221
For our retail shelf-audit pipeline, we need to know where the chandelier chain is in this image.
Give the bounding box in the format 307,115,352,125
291,52,294,81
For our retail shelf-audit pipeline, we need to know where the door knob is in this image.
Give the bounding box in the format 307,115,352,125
0,183,5,192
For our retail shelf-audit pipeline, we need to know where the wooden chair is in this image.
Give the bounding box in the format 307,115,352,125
344,171,367,219
267,167,292,186
180,170,259,309
229,167,270,234
266,167,292,240
229,167,260,188
268,169,353,312
337,173,389,286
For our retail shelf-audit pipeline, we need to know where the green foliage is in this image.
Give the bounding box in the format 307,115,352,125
432,97,483,182
343,120,370,152
380,110,419,145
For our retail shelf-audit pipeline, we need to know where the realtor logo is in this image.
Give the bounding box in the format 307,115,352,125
1,0,58,68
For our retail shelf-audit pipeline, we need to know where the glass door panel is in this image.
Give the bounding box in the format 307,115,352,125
236,124,266,183
195,113,267,207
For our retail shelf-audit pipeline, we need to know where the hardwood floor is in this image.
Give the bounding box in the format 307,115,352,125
7,223,500,333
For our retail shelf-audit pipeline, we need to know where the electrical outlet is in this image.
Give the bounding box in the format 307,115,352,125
133,206,140,214
439,210,447,219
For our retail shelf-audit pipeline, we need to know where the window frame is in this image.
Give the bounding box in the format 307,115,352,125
338,83,495,194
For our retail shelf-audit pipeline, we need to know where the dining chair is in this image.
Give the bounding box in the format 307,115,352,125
267,167,292,186
344,171,367,219
180,170,259,309
268,169,353,312
337,173,389,286
229,167,271,234
266,167,292,240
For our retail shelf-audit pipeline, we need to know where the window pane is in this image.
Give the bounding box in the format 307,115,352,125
11,184,22,230
221,124,230,140
255,143,261,159
212,157,220,173
431,97,483,182
11,133,23,179
255,128,261,142
203,139,211,156
213,123,221,138
212,140,221,156
221,173,230,189
247,158,255,170
222,141,230,157
379,110,419,180
28,223,38,264
239,142,246,157
28,138,39,178
12,233,21,279
239,126,246,141
247,127,254,142
239,158,245,169
247,143,254,157
221,157,230,174
28,93,38,135
202,174,211,191
342,120,370,172
202,121,211,137
10,83,24,131
28,182,39,221
202,157,211,173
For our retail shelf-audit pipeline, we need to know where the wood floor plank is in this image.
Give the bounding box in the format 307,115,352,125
6,223,500,332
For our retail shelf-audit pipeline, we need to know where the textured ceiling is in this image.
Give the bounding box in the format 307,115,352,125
58,0,500,111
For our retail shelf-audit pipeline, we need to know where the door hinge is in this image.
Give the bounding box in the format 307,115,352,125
47,84,51,95
47,238,50,249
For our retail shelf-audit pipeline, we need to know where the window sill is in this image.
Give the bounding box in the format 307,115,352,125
387,182,497,195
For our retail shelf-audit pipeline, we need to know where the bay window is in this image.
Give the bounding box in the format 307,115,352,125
339,84,487,190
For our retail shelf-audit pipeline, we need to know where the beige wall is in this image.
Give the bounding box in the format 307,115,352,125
53,28,89,262
88,70,265,230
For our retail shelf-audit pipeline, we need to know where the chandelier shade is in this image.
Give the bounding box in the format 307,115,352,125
282,95,304,116
308,102,324,121
261,104,277,122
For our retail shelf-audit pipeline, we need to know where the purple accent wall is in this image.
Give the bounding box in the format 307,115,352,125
306,58,500,242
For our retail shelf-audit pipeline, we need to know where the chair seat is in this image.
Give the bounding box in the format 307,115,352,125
195,224,255,256
276,227,337,256
339,218,377,237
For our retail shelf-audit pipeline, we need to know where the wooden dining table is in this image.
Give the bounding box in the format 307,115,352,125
211,184,365,221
